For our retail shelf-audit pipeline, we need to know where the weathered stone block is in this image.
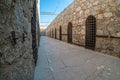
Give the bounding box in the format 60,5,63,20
98,14,104,19
115,0,120,5
75,6,81,12
116,32,120,37
97,30,104,35
115,12,120,17
98,9,105,14
85,9,90,15
104,12,113,17
93,1,98,6
109,1,117,7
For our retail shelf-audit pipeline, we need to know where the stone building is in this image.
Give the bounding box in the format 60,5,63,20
0,0,40,80
46,0,120,57
40,28,46,36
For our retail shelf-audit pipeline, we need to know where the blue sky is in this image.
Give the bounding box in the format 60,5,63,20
40,0,73,29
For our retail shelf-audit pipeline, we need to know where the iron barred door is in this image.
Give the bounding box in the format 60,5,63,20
52,29,54,38
67,22,72,43
31,1,38,65
59,26,62,40
55,28,57,39
85,15,96,50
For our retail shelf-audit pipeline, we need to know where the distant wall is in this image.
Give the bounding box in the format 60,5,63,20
40,29,46,36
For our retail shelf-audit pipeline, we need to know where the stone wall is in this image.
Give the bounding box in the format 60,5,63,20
46,0,120,57
40,29,46,36
0,0,40,80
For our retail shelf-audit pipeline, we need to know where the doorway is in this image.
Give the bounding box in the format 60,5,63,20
55,28,57,39
59,26,62,40
67,22,72,43
85,15,96,50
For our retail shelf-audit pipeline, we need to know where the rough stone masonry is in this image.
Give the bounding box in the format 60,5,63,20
46,0,120,57
0,0,40,80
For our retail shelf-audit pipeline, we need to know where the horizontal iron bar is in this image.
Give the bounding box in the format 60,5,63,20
96,35,120,39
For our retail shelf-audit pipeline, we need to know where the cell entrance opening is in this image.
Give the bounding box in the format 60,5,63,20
59,26,62,40
85,15,96,50
67,22,72,43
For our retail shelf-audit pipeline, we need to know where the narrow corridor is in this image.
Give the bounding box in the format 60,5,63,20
34,36,120,80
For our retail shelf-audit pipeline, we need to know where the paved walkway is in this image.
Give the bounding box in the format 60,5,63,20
34,36,120,80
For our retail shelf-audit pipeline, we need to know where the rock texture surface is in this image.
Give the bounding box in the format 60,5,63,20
0,0,39,80
46,0,120,57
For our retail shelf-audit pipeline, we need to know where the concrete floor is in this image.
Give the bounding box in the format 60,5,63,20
34,36,120,80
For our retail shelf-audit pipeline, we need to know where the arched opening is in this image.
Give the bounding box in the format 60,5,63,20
85,15,96,50
55,28,57,39
59,26,62,40
52,28,53,38
50,30,51,37
67,22,72,43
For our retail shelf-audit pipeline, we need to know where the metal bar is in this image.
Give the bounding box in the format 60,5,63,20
96,35,120,39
